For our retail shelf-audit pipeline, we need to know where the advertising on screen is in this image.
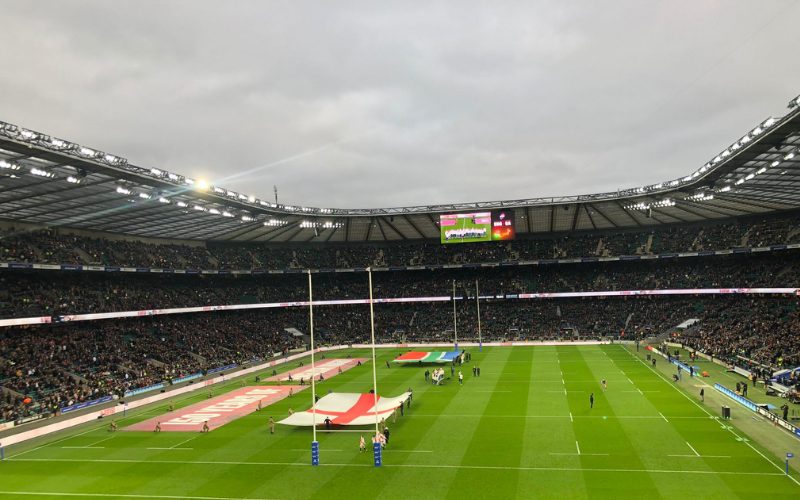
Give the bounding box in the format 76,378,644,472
440,212,492,243
491,210,515,240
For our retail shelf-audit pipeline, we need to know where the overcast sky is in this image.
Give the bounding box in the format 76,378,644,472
1,1,798,209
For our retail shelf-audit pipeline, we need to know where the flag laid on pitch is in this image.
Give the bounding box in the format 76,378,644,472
277,392,409,427
393,351,460,363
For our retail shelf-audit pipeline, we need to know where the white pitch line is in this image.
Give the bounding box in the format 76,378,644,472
290,449,343,452
551,453,609,456
170,437,197,449
686,442,700,457
11,423,104,458
668,455,730,458
565,388,568,396
83,435,116,448
628,378,634,385
147,448,194,451
637,388,643,395
660,413,669,423
62,447,105,449
476,391,512,393
569,412,573,423
10,457,784,477
576,441,581,455
0,492,286,500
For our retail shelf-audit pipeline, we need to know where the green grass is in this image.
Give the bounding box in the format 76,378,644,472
2,345,799,500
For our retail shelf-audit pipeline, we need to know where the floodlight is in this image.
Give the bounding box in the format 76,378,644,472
176,201,188,207
196,179,209,189
0,160,20,170
150,168,163,176
158,197,170,203
116,186,131,195
66,176,80,184
138,192,151,199
209,208,220,214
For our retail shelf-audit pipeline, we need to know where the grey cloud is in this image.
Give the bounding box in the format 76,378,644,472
0,0,798,210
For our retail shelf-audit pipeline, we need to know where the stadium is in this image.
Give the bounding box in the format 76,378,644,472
2,3,800,500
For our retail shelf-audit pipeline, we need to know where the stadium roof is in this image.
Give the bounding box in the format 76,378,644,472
1,93,800,243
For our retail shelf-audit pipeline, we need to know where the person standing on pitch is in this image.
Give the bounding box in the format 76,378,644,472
700,388,704,402
590,393,594,409
202,421,209,433
154,422,162,433
380,417,386,432
383,426,390,446
602,379,607,391
269,417,275,434
451,365,455,378
324,416,332,433
459,371,463,385
359,435,366,452
393,408,397,424
289,387,293,398
473,366,477,377
257,400,262,412
169,400,174,411
208,388,213,399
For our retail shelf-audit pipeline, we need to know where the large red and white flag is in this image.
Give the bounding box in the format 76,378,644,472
277,392,409,427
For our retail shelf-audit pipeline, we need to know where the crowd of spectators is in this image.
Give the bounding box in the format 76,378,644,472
0,251,796,319
1,214,799,270
3,292,798,424
0,310,301,423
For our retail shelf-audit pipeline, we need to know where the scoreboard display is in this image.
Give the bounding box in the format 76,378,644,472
440,210,515,244
491,210,516,241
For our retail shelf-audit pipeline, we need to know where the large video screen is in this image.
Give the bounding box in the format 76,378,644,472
440,211,516,244
440,212,492,243
491,210,516,241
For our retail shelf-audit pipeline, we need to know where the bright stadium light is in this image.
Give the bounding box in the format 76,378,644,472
241,215,254,222
150,168,164,176
158,197,170,203
30,167,55,178
138,192,151,199
194,205,206,211
771,160,780,167
116,186,131,195
247,195,255,203
209,208,220,214
184,177,195,186
167,173,179,181
222,211,235,218
757,167,767,175
196,179,209,189
214,187,225,194
66,176,80,184
0,160,20,170
785,150,796,160
176,201,188,207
